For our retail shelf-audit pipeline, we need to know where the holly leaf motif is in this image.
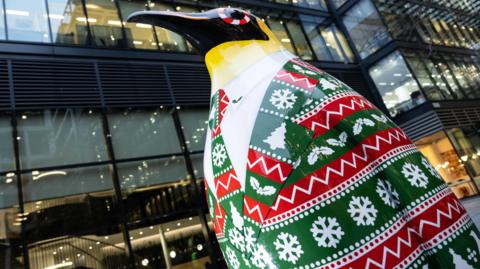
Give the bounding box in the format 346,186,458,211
372,114,388,123
250,177,260,190
339,132,348,143
250,177,276,196
318,146,334,155
257,186,276,196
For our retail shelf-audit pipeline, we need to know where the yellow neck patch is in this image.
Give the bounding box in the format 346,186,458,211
204,19,283,92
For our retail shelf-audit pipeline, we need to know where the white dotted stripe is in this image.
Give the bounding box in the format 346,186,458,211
394,246,425,269
289,184,447,269
272,79,313,95
249,145,293,165
313,184,452,269
213,165,233,178
218,189,241,203
262,145,418,228
294,91,362,123
423,213,470,253
259,107,292,121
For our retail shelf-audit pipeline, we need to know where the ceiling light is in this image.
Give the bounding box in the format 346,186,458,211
6,10,29,16
136,23,152,29
33,171,67,181
133,40,143,45
48,14,64,20
76,17,96,23
107,20,122,26
44,262,73,269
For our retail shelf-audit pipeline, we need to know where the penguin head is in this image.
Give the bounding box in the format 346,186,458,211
127,8,280,55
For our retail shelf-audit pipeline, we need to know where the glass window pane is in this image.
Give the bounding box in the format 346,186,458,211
343,0,391,58
285,21,314,60
0,115,14,172
108,108,181,159
447,127,480,190
22,165,113,202
17,109,109,169
404,53,452,100
320,25,355,62
118,0,158,50
47,0,90,46
191,153,204,179
5,0,50,42
331,0,349,8
117,156,188,191
178,108,208,152
0,174,23,268
150,2,189,52
294,0,327,10
84,0,125,48
268,18,295,54
369,51,425,117
21,165,129,269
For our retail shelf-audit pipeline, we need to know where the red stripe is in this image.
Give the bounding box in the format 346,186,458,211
243,195,270,224
275,70,318,90
298,95,375,138
268,128,409,217
214,169,241,198
247,149,292,184
213,202,225,236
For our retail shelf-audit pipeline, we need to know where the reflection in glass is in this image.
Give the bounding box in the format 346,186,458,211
47,0,90,45
117,156,188,191
190,153,205,179
331,0,349,8
5,0,50,42
343,0,391,58
285,21,314,60
448,127,480,180
268,18,295,54
178,108,208,152
0,174,23,268
369,51,425,117
84,0,125,48
108,108,181,160
118,0,158,50
21,166,130,269
417,131,478,199
0,115,14,172
17,109,109,169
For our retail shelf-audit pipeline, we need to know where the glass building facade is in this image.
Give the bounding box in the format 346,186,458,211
0,0,478,268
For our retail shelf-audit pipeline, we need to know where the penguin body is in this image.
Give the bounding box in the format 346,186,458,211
128,8,480,269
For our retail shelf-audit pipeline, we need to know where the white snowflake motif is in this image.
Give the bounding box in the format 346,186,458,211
228,227,245,252
226,246,240,269
212,144,227,167
467,247,478,263
310,216,344,248
421,157,441,179
251,245,275,269
269,89,297,110
242,253,252,268
347,196,378,226
376,179,400,208
244,226,256,254
273,232,304,264
402,162,429,188
307,146,334,165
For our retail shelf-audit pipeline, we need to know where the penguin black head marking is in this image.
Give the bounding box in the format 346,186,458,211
127,8,269,55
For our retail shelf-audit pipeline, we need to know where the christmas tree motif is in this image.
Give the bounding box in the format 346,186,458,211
449,248,474,269
319,78,338,90
263,122,287,150
470,231,480,250
230,201,244,229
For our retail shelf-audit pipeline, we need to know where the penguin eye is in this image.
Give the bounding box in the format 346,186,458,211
218,8,251,25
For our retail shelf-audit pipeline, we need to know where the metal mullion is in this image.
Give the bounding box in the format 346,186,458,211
296,16,318,61
171,108,215,261
101,109,135,268
7,59,30,269
439,54,469,99
43,0,54,44
400,50,437,101
413,52,447,100
281,18,301,58
113,0,129,49
80,0,94,47
2,0,8,40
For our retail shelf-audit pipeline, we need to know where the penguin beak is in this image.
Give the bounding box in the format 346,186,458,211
127,9,269,55
127,10,213,54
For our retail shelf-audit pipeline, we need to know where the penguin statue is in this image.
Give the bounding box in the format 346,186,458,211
128,8,480,269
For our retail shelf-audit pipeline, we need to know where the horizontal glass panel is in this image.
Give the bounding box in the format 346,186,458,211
17,109,109,169
5,0,50,43
369,51,425,117
343,0,391,58
108,108,181,159
178,108,208,152
47,0,90,46
0,115,14,172
84,0,125,48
